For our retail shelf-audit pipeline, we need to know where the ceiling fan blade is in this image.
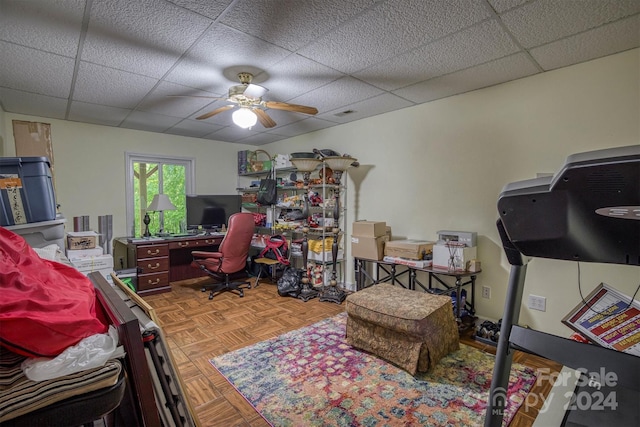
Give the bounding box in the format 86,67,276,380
243,83,268,99
196,105,235,120
264,101,318,115
253,108,277,128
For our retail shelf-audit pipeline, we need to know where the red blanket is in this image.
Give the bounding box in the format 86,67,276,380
0,227,107,357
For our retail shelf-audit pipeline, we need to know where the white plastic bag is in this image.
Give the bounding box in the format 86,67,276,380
22,325,123,381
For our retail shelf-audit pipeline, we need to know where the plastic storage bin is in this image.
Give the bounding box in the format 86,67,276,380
0,157,57,226
5,217,66,250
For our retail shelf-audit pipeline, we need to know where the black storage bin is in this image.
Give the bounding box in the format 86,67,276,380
0,157,56,226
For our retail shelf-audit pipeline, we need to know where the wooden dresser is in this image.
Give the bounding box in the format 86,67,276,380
117,235,223,296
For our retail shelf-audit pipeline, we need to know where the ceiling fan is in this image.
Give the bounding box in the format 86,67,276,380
179,72,319,129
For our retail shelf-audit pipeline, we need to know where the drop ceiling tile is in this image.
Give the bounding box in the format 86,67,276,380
260,54,344,102
265,117,339,137
394,53,540,103
298,0,492,74
68,101,131,127
73,62,158,108
165,119,224,138
356,19,520,91
120,111,182,133
288,77,384,115
0,0,85,57
500,0,640,48
487,0,529,14
165,24,291,91
0,88,68,119
81,0,212,78
203,125,258,143
235,132,286,146
531,14,640,71
0,42,75,98
317,93,414,124
137,82,219,117
220,0,377,51
165,0,234,20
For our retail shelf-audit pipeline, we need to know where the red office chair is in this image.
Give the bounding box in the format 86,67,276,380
191,212,255,300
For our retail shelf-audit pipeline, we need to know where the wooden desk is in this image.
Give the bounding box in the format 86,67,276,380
115,235,223,295
354,257,481,321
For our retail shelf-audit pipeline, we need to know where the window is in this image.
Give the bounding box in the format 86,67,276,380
125,153,195,237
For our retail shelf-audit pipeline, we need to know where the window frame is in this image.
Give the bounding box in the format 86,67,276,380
125,152,195,237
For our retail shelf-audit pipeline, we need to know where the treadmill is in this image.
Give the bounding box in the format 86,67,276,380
485,145,640,427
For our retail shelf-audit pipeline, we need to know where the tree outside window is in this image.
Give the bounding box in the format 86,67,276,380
126,154,194,237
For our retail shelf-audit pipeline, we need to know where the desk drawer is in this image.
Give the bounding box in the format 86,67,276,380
169,238,218,250
137,244,169,259
137,257,169,274
137,272,169,291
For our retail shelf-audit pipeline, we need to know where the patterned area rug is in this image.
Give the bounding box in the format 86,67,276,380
211,313,536,426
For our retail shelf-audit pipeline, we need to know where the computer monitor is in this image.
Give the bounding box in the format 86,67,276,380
185,195,241,231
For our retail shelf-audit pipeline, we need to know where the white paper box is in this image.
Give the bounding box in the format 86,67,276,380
67,246,104,260
274,154,292,168
307,250,344,262
72,254,114,271
432,245,477,271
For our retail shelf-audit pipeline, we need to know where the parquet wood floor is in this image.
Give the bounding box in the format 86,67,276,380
142,278,561,427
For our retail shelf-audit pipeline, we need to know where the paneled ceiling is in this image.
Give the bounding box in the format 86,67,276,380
1,0,638,145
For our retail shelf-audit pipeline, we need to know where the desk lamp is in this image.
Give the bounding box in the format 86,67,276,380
145,194,176,237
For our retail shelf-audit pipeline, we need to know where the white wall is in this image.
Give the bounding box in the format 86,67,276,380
1,117,258,239
2,48,638,337
263,48,640,336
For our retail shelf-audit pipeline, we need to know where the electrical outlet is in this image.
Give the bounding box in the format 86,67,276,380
482,286,491,299
528,294,546,312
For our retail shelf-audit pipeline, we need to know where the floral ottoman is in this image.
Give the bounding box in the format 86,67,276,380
345,283,459,375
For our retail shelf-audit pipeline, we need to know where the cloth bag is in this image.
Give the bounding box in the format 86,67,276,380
257,167,277,205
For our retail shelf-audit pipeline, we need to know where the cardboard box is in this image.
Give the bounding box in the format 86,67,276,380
351,235,389,260
384,239,435,260
432,244,478,271
352,221,387,237
67,231,98,250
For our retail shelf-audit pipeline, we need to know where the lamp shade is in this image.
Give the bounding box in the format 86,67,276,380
147,194,176,212
232,108,258,128
291,158,321,172
323,156,357,171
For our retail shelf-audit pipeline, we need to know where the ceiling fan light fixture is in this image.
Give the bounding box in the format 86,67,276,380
232,108,257,128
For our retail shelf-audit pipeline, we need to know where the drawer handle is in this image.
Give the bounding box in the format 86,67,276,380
147,278,161,285
205,239,214,244
178,241,190,247
147,262,161,270
146,249,160,256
